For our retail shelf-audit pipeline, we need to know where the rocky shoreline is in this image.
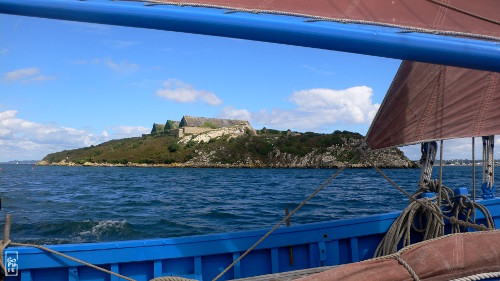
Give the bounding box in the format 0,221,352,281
40,127,417,169
37,149,416,169
35,162,413,168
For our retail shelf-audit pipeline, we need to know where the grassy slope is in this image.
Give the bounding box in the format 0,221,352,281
42,130,391,165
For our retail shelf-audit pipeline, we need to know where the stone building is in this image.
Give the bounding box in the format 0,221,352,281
172,116,252,138
151,116,254,138
179,116,249,128
150,123,165,135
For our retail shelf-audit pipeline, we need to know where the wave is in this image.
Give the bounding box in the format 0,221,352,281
78,220,131,238
13,219,135,244
205,211,240,219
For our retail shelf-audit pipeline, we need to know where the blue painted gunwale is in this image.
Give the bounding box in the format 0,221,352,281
6,198,500,281
0,0,499,72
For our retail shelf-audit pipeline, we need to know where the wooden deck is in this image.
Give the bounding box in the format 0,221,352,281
232,266,337,281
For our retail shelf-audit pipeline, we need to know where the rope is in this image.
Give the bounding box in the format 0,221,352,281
211,153,359,281
418,142,437,188
2,241,136,281
374,198,444,257
372,164,493,232
373,165,416,200
373,231,500,281
2,240,196,281
451,195,495,234
119,0,500,42
0,239,11,275
394,254,420,281
415,180,455,214
439,140,443,208
473,137,476,205
482,136,495,197
425,0,500,26
450,271,500,281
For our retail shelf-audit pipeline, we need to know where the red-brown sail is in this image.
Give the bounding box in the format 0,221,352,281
144,0,500,39
296,231,500,281
366,61,500,150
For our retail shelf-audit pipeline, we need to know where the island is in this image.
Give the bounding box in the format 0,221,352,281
38,116,416,168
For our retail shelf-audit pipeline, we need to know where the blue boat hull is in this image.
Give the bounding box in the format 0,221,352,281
5,198,500,281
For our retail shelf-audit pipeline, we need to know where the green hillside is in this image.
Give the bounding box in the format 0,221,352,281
41,129,414,168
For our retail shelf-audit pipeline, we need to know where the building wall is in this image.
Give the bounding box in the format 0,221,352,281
183,127,213,135
170,128,184,138
170,127,213,138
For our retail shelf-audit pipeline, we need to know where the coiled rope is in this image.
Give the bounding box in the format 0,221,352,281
354,141,496,259
374,198,444,257
451,195,495,234
370,166,495,258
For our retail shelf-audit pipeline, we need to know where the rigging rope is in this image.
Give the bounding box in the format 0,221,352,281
371,164,494,232
425,0,500,26
121,0,500,42
211,153,360,281
359,141,495,257
418,142,437,188
1,240,136,281
0,240,196,281
481,136,495,199
370,166,495,257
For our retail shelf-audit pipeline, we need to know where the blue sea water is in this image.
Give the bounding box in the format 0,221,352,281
0,165,498,244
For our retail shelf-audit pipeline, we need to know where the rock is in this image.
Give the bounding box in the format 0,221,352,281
178,124,254,144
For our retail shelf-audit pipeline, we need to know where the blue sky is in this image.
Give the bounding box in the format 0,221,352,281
0,14,498,161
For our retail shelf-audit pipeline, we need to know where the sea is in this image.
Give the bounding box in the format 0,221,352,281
0,164,498,245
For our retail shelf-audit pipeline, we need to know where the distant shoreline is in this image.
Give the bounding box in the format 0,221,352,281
33,161,416,169
4,162,499,168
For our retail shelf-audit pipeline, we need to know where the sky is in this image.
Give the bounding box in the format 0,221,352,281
0,13,498,162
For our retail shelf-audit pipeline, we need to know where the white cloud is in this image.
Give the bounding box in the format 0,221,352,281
0,110,110,161
63,21,111,35
71,58,139,73
0,48,8,55
220,86,379,132
399,137,500,161
3,67,55,83
219,106,252,121
104,40,139,49
156,79,223,106
0,110,151,162
71,58,101,65
103,58,139,73
112,126,150,139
